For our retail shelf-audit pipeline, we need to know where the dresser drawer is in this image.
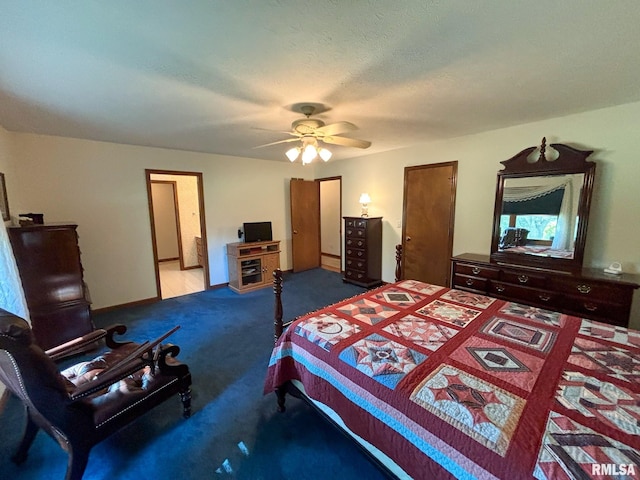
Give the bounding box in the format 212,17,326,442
345,257,367,271
345,226,366,238
344,269,370,283
346,237,367,249
551,279,627,302
452,274,490,292
345,218,368,229
490,282,561,308
453,262,500,280
500,270,547,289
345,247,367,259
563,296,627,324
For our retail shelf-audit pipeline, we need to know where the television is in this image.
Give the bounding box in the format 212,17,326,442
243,221,273,243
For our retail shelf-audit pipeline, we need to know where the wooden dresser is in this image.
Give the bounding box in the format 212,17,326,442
226,240,280,293
343,216,383,288
451,253,640,327
8,223,95,350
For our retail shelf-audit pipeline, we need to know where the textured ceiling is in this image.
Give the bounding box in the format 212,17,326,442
1,1,640,162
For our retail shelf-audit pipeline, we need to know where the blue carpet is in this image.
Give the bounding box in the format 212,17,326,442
0,269,391,479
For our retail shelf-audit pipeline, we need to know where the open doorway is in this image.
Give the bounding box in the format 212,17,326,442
319,177,342,272
146,169,209,299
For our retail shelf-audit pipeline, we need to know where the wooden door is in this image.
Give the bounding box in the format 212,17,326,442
290,178,320,272
402,162,457,286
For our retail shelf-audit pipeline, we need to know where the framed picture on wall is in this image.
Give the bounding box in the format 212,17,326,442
0,172,10,221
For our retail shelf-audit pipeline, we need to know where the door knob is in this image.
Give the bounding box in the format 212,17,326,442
293,230,298,234
406,236,411,241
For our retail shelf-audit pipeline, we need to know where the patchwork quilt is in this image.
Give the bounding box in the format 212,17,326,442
264,281,640,480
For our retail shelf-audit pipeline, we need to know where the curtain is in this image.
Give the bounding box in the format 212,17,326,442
0,222,30,322
503,177,575,251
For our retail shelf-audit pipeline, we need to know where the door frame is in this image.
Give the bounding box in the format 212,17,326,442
145,169,209,297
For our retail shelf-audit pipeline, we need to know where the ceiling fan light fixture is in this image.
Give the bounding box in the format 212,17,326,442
301,144,318,164
286,147,300,162
318,148,332,161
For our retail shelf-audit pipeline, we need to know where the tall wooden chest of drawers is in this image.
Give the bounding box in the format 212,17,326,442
451,253,639,327
8,223,95,350
343,217,383,288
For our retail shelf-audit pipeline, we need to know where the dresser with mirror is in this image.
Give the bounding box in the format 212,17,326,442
451,138,639,327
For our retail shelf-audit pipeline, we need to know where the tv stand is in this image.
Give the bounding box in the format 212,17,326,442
226,240,280,293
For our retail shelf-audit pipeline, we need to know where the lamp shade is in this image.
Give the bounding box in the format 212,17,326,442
318,148,332,161
359,193,371,204
301,144,317,164
286,147,300,162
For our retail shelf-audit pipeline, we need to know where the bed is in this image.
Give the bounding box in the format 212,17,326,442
264,269,640,479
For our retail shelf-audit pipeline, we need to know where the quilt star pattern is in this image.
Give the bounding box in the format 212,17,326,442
499,302,565,327
265,280,640,480
382,314,460,352
567,336,640,383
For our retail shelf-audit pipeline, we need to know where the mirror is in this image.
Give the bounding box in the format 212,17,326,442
490,138,596,272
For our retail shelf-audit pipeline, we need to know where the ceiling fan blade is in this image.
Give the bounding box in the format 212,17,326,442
253,138,300,148
252,127,298,136
322,135,371,149
315,121,357,136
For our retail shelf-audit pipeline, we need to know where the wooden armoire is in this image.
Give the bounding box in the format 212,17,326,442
8,223,94,350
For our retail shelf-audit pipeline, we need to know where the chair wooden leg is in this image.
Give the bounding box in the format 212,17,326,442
11,414,39,464
65,444,90,480
180,387,192,418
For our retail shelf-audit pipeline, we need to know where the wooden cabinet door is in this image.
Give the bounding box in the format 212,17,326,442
262,252,280,284
402,162,457,287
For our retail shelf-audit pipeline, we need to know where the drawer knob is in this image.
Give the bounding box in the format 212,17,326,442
495,285,505,292
472,267,481,275
465,279,474,286
538,294,551,302
584,302,598,312
518,275,529,283
577,284,592,294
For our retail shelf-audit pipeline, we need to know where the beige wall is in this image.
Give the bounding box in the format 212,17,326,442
318,101,640,329
2,100,639,328
5,134,312,309
0,125,13,179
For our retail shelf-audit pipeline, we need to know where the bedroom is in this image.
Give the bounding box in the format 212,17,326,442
1,2,640,479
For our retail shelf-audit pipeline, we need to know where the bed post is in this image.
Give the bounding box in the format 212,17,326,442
273,268,284,343
272,268,288,412
395,244,402,282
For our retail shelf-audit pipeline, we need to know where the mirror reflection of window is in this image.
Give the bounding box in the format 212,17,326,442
499,174,584,258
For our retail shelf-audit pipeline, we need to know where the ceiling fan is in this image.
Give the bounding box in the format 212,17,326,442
254,105,371,163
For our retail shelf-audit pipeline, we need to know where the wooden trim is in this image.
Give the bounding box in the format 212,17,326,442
91,296,160,314
183,265,203,270
321,252,340,259
158,257,180,263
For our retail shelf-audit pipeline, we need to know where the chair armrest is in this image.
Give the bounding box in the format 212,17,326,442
70,325,182,400
46,324,131,361
46,329,108,361
105,324,133,349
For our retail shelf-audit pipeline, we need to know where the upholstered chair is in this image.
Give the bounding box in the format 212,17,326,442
0,308,191,480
